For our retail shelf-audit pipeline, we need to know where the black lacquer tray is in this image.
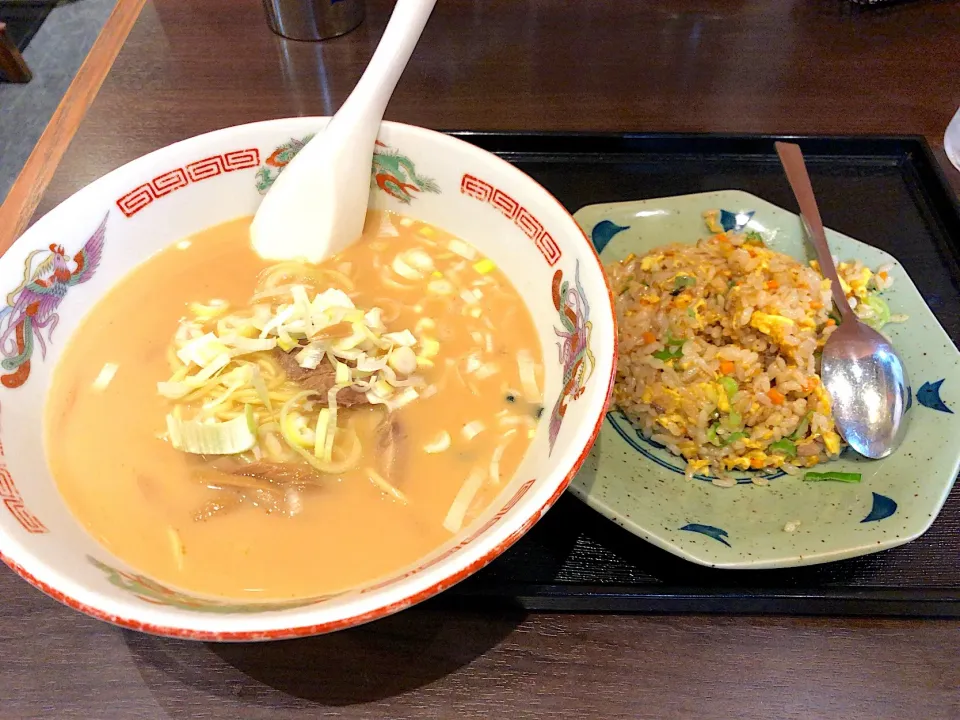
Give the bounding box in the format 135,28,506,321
435,132,960,617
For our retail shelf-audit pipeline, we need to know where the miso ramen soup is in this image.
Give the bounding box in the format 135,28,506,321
46,211,544,601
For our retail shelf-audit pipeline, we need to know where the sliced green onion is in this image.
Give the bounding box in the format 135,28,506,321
279,391,319,453
309,288,355,315
290,285,314,332
383,330,417,347
803,471,862,483
166,405,256,455
723,431,748,446
258,304,297,339
652,347,682,362
177,332,230,367
388,346,418,375
789,412,812,440
861,295,891,331
724,410,742,429
335,360,351,385
673,275,696,291
189,299,229,320
719,376,738,399
281,412,315,448
277,335,299,352
420,337,441,358
707,422,721,446
652,337,685,362
768,438,798,457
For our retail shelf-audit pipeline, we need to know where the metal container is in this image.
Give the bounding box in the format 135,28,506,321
262,0,365,42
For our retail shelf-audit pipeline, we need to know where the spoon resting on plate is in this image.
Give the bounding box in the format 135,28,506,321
251,0,437,263
775,141,909,459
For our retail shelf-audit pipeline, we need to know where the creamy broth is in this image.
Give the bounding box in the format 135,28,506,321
46,211,543,601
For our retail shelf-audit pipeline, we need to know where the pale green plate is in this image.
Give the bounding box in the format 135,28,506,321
571,190,960,569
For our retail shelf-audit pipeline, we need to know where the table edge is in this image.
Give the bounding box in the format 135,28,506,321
0,0,146,255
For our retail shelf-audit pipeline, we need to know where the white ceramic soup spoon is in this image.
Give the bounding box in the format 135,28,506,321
251,0,437,263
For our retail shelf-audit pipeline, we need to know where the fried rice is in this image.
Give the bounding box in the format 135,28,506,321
607,211,903,486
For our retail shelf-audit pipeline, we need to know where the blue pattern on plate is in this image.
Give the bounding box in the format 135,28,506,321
680,523,731,547
861,492,898,523
606,409,786,483
720,209,755,232
591,220,630,253
917,379,952,413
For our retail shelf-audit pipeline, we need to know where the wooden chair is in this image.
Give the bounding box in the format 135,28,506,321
0,21,32,83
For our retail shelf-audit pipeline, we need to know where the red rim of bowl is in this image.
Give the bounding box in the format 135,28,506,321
0,120,619,640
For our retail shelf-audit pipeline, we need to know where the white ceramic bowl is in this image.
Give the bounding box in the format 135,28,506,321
0,119,616,640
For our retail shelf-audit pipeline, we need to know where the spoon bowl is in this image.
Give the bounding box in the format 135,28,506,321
776,141,910,459
820,312,910,458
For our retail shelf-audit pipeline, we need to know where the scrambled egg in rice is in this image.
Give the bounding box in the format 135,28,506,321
608,211,904,484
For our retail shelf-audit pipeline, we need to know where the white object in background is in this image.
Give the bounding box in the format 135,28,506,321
946,107,960,172
250,0,437,263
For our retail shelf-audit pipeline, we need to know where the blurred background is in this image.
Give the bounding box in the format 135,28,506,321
0,0,117,202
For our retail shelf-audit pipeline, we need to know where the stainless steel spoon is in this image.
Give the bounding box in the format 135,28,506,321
775,141,909,459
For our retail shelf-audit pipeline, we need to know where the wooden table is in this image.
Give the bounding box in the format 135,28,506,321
2,1,959,717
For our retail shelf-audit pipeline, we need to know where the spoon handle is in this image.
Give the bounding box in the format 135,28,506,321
330,0,437,141
774,142,854,322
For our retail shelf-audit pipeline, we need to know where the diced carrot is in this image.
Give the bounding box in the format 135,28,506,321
641,331,656,345
719,360,735,375
766,280,779,290
810,301,823,310
806,376,820,392
878,271,889,280
750,456,765,469
767,388,785,405
825,318,836,326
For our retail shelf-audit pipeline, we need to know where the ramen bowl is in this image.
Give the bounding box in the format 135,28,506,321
0,119,616,640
